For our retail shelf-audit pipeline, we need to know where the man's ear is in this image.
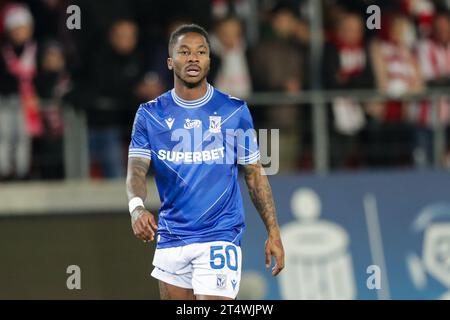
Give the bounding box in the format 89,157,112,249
167,57,173,70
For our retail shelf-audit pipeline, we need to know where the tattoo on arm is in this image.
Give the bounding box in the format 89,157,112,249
126,157,150,201
243,161,278,233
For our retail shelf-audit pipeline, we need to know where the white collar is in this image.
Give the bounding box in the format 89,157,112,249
171,83,213,108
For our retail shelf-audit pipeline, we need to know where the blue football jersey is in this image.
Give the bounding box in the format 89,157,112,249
128,83,260,249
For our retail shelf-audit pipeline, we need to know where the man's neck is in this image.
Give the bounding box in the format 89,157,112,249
174,80,208,100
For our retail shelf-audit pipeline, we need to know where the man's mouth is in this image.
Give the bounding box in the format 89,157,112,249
186,65,201,77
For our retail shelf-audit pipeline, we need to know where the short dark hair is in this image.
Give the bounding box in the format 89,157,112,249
168,24,210,56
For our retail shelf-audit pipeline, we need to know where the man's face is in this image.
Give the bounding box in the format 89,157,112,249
338,16,363,46
168,32,210,88
272,10,296,38
109,21,138,55
434,16,450,44
8,24,33,46
217,19,242,50
42,47,65,72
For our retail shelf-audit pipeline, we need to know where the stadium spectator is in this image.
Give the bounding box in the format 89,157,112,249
211,0,253,21
323,12,375,168
249,2,305,171
0,3,41,180
369,13,423,167
85,18,146,179
413,12,450,167
211,15,252,99
250,3,303,94
210,0,257,46
35,40,71,179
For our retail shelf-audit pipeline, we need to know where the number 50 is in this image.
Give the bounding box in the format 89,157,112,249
210,245,238,271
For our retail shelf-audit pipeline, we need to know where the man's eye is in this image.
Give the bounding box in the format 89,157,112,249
199,51,206,55
179,51,188,55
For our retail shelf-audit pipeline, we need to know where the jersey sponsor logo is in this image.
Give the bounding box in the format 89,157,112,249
165,117,175,129
217,274,227,289
156,147,225,164
184,118,201,129
209,116,222,133
231,279,237,291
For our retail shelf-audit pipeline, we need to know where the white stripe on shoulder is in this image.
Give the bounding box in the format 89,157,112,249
142,107,165,128
222,104,245,123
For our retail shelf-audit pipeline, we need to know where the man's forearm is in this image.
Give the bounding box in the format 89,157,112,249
126,157,157,241
126,158,150,201
243,162,279,234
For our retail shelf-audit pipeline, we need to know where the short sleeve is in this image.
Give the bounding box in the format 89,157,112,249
128,107,151,160
236,104,260,165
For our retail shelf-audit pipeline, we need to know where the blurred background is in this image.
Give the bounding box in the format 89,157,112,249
1,0,450,299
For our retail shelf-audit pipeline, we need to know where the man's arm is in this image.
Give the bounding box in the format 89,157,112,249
126,157,158,242
243,161,285,276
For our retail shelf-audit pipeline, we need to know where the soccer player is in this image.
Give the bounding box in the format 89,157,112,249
126,24,284,300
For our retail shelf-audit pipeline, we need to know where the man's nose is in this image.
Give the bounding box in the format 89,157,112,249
188,52,199,62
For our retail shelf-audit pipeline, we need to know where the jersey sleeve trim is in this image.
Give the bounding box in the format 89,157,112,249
128,148,152,160
237,151,260,164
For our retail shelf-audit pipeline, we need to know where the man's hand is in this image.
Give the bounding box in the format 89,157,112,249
131,208,158,242
265,230,285,276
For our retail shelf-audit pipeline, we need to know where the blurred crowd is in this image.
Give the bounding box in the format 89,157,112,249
0,0,450,180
